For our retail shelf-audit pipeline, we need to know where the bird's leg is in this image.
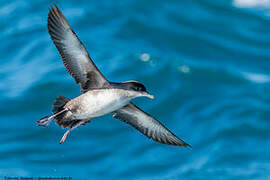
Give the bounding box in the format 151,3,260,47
38,108,68,127
49,108,68,119
59,120,85,144
60,129,70,144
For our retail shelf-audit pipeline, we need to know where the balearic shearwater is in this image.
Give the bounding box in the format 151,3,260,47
38,5,191,147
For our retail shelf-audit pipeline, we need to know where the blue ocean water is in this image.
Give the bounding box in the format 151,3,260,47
1,0,270,179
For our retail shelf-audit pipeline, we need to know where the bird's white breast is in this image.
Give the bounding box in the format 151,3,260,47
70,89,133,119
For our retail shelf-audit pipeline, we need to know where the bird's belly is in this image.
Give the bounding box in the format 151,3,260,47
71,90,130,119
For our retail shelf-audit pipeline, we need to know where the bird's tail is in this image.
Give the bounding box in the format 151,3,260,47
37,96,70,127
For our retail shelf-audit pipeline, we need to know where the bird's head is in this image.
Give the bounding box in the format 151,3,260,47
110,81,154,99
121,81,154,99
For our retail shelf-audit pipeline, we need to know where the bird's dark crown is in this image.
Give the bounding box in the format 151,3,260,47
110,81,147,92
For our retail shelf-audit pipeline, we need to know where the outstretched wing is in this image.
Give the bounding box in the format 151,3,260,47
112,103,191,147
47,5,109,92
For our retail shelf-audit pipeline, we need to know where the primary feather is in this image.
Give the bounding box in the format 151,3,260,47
47,5,109,92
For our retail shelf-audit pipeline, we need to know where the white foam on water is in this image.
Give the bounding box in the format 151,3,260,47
233,0,270,8
140,53,150,62
242,72,270,83
177,65,191,74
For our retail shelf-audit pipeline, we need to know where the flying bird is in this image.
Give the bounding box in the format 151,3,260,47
38,5,191,147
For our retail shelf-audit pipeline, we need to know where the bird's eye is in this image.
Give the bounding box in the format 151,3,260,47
133,86,140,91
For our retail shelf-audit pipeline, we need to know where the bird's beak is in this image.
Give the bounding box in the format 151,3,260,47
143,92,155,99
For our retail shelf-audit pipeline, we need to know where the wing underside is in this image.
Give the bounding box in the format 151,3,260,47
112,103,191,147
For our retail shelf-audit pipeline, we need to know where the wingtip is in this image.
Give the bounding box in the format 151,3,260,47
49,3,58,9
184,143,192,149
48,4,55,19
49,4,56,12
48,4,61,16
177,138,192,148
53,4,60,13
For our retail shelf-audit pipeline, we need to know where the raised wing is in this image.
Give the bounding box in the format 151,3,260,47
47,5,109,92
112,103,191,147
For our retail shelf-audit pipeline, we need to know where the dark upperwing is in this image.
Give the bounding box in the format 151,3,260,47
47,5,190,147
112,103,191,147
47,5,109,93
